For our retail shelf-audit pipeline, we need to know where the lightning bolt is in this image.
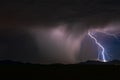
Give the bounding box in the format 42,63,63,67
88,32,107,62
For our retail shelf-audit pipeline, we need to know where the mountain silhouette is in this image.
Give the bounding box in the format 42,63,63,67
0,60,119,78
0,60,120,65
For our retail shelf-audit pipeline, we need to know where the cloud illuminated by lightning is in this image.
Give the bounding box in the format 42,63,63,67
27,23,120,64
28,26,85,64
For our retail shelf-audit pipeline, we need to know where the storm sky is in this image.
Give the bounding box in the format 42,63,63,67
0,0,120,64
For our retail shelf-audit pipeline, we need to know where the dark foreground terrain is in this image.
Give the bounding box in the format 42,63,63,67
0,60,120,79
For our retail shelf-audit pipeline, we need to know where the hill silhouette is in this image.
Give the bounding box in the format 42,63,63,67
0,60,120,65
0,60,119,78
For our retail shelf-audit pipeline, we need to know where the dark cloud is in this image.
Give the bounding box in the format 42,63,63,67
0,28,41,63
1,0,120,29
0,0,120,64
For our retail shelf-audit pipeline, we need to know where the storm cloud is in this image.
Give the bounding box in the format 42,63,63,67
0,0,120,64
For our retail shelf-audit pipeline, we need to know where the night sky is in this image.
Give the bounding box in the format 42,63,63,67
0,0,120,64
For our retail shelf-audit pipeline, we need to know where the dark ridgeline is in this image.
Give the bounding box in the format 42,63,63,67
0,60,119,78
0,59,120,64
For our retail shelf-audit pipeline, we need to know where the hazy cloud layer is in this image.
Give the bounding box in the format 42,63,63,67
0,0,120,64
